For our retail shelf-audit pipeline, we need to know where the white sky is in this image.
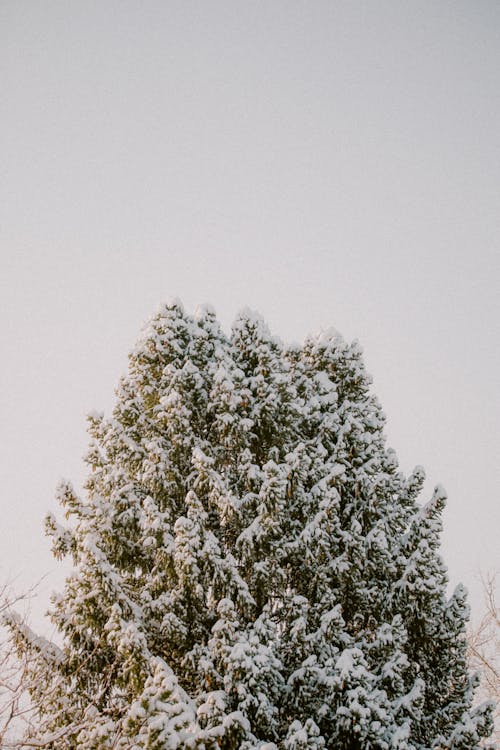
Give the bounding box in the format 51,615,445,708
1,1,499,631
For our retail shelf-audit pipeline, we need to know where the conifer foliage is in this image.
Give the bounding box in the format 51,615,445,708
9,301,492,748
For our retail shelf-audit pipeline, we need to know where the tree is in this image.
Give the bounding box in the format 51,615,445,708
7,301,493,748
0,581,39,748
468,574,499,744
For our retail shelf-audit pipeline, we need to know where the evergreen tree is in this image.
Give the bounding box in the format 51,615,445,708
7,301,493,749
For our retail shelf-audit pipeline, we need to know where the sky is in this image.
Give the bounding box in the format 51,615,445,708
1,0,499,632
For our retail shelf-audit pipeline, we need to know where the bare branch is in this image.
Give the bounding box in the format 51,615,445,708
468,571,500,744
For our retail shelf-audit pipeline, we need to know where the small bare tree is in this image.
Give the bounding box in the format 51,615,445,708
468,572,499,744
0,581,37,749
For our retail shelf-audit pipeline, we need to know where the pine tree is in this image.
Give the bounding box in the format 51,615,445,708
7,301,493,749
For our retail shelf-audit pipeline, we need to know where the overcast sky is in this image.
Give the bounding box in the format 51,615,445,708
1,1,499,631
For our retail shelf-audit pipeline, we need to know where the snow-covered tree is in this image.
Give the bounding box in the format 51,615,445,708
7,301,493,748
